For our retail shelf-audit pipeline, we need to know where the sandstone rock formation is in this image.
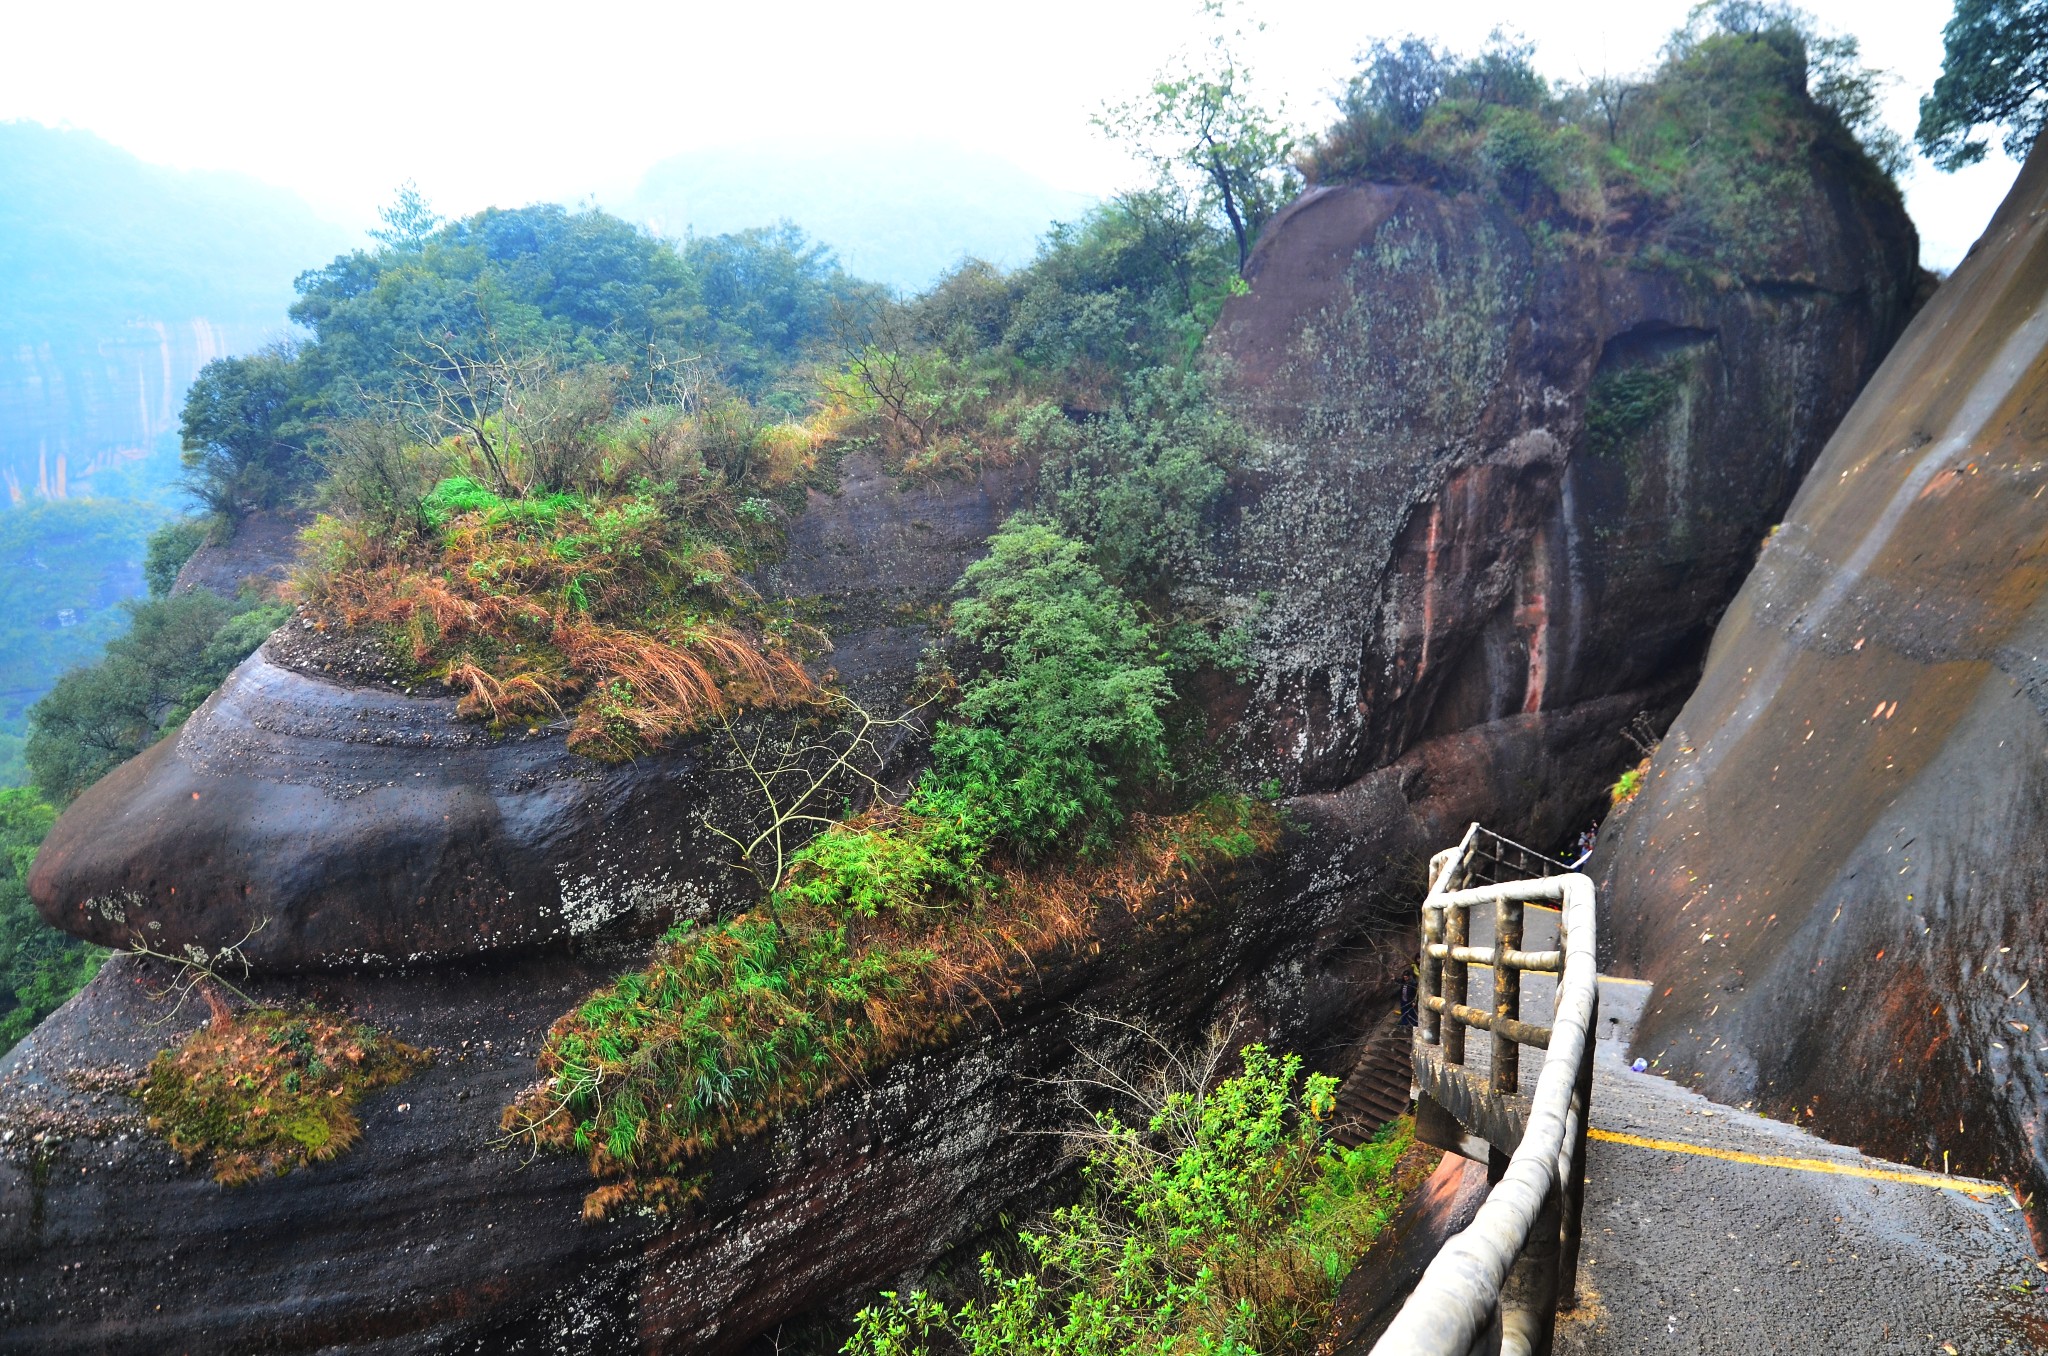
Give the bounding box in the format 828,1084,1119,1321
1211,172,1919,796
28,452,1034,971
3,135,1923,1349
1595,133,2048,1232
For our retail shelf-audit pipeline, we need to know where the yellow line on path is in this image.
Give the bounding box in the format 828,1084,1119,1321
1587,1128,2010,1199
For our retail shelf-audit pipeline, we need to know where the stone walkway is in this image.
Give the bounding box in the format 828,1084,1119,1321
1455,911,2047,1353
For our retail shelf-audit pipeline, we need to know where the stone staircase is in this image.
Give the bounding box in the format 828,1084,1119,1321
1333,1008,1413,1148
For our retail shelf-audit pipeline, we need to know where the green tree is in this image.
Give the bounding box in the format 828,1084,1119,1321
683,222,873,402
143,518,211,598
0,787,103,1053
930,517,1172,856
368,179,444,252
1342,37,1458,131
1096,1,1299,274
1918,0,2048,168
179,345,310,517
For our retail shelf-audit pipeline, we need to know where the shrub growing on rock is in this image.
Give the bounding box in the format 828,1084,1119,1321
845,1044,1412,1356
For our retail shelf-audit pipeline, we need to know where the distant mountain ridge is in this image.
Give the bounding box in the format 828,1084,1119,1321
616,139,1095,293
0,121,350,502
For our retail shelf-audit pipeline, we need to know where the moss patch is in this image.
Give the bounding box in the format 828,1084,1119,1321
141,1007,431,1186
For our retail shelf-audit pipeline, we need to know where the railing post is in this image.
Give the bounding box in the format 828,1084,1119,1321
1420,903,1443,1046
1489,895,1524,1185
1492,897,1523,1094
1499,1186,1562,1356
1442,904,1468,1066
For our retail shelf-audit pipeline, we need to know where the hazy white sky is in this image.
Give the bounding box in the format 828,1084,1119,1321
0,0,2023,271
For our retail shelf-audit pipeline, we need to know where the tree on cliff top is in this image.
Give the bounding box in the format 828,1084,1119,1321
1918,0,2048,169
1096,0,1298,274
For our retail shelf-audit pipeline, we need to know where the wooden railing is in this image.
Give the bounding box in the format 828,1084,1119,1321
1371,824,1599,1356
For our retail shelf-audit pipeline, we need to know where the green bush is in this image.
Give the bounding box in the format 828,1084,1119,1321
0,787,103,1053
1583,363,1684,459
1033,367,1247,602
143,519,211,598
939,518,1171,857
846,1045,1411,1356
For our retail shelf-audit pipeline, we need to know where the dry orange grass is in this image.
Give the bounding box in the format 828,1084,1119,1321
295,493,820,756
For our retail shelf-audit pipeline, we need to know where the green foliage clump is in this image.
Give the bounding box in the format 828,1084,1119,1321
142,1006,430,1186
1583,363,1685,459
1306,7,1908,270
178,346,311,519
1610,757,1651,807
1031,367,1247,603
26,587,290,804
775,513,1177,926
142,518,212,598
846,1045,1411,1356
1917,0,2048,170
939,519,1171,857
502,909,933,1218
0,787,104,1054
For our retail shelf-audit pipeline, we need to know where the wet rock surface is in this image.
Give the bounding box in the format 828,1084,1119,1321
1596,135,2048,1238
1,852,1381,1356
28,650,753,969
1211,172,1919,791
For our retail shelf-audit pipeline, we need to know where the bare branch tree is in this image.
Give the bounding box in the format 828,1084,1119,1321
124,919,268,1027
704,690,938,922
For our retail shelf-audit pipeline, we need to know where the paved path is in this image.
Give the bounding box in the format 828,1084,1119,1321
1454,910,2047,1353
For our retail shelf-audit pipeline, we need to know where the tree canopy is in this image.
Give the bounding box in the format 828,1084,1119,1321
1095,0,1299,274
1917,0,2048,168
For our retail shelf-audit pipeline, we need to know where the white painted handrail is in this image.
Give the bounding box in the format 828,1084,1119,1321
1370,871,1598,1356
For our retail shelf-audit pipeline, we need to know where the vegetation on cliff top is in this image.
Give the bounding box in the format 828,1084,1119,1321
1916,0,2048,169
1307,4,1909,276
846,1042,1416,1356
